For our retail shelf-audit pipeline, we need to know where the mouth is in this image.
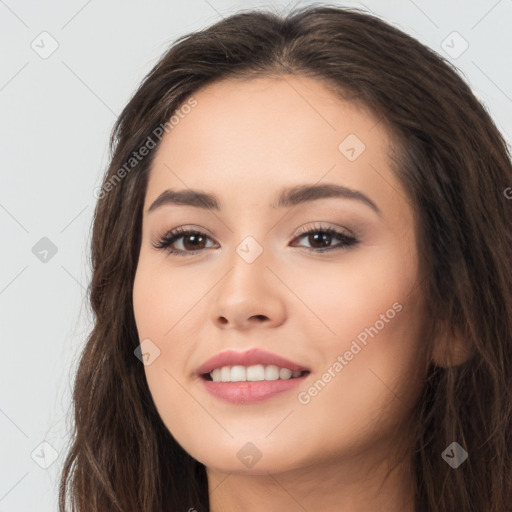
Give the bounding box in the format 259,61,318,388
196,348,311,403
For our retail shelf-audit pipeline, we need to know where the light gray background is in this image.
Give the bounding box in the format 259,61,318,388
1,0,511,510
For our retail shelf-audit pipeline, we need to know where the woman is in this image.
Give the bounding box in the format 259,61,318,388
59,5,512,511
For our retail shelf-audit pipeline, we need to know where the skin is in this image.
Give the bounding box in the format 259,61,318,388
132,75,431,511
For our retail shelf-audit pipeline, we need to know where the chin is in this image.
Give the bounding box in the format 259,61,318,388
183,436,307,475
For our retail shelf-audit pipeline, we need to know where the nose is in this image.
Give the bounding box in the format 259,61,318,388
210,245,287,330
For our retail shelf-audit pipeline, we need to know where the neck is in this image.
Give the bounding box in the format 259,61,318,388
207,445,416,512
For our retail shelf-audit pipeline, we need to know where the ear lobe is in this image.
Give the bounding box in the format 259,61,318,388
431,322,474,368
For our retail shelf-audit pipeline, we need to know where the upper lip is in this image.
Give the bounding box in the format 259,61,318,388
197,348,310,376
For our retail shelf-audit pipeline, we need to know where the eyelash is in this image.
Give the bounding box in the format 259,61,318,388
153,224,359,257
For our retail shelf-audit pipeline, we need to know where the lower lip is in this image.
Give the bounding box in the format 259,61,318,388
201,375,307,404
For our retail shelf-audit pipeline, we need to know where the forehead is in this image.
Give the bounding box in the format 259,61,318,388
144,75,406,221
153,75,386,164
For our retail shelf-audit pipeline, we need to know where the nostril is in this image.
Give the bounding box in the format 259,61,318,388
251,315,268,321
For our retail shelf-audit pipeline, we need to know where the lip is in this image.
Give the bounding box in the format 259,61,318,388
201,377,307,404
196,348,310,376
197,348,311,404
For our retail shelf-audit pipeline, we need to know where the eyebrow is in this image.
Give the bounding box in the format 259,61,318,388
147,183,381,216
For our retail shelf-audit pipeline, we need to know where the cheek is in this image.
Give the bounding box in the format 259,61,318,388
132,262,199,382
289,243,424,417
132,259,212,447
292,291,426,461
284,243,417,345
133,256,206,337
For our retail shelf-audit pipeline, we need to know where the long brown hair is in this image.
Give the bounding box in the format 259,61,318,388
59,5,512,511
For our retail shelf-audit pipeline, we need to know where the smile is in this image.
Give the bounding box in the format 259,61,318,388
197,348,311,404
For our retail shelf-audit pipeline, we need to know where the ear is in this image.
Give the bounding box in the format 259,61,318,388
431,321,474,368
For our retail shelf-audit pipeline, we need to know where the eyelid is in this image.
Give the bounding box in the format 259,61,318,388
152,224,215,244
291,221,357,240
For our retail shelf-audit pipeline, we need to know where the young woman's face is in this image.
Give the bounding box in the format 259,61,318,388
133,76,428,475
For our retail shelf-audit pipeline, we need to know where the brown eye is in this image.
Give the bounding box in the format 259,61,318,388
291,226,359,252
153,228,217,256
181,233,207,251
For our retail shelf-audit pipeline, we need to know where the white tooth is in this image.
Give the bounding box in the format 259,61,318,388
264,365,280,381
213,365,298,382
279,368,292,380
247,364,265,381
220,366,231,382
230,365,247,382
